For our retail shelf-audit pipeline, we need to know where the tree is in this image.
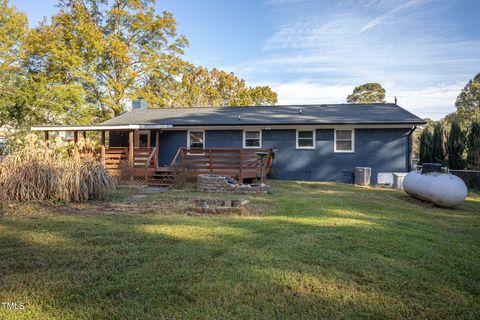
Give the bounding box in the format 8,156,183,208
0,0,28,119
447,122,465,169
0,0,92,129
466,122,480,170
346,83,386,104
0,0,27,79
418,128,433,164
431,123,445,164
141,65,278,107
452,72,480,128
23,0,188,118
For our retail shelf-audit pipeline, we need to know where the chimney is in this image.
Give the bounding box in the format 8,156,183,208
132,97,148,110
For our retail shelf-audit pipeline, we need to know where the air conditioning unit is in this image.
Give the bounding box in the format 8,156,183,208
355,167,371,186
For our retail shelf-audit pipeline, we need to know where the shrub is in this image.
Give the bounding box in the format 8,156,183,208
0,134,116,202
447,122,466,169
466,122,480,170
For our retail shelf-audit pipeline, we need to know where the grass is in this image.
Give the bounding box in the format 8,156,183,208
0,181,479,319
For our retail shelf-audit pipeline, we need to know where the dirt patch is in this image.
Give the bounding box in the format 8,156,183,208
0,188,267,217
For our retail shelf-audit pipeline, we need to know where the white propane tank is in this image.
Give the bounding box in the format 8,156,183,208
403,171,468,208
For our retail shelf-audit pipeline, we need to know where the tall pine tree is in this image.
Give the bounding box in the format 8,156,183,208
431,123,445,164
466,122,480,169
419,128,433,164
447,122,466,169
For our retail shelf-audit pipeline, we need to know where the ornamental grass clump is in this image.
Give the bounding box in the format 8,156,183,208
0,134,116,203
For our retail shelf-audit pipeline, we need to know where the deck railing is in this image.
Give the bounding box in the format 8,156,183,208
170,148,273,182
79,147,157,180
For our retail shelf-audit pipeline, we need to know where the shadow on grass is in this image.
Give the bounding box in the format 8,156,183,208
1,200,479,320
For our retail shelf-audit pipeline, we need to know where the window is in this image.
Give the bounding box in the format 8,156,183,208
296,130,315,149
243,130,261,148
334,129,354,152
188,131,204,149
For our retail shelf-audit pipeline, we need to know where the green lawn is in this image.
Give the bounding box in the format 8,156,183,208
1,181,479,319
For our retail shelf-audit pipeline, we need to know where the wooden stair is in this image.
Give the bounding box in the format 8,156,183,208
148,167,174,186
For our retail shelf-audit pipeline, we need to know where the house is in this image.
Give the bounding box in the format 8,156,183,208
32,102,426,185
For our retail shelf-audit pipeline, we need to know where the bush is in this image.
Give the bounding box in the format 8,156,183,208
0,134,116,202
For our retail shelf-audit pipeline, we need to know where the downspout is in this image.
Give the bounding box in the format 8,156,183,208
407,125,417,171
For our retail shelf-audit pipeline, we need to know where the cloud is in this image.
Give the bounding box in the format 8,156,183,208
220,0,479,120
270,81,462,119
358,0,426,34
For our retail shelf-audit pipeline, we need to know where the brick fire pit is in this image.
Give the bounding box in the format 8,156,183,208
191,199,249,214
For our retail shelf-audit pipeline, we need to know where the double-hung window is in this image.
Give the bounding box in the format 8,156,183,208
296,130,315,149
243,130,261,148
334,129,354,152
188,131,205,149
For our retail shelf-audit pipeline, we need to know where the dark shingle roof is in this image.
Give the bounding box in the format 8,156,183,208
102,104,426,126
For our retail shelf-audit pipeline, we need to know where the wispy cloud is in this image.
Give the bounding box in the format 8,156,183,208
358,0,425,34
223,0,479,119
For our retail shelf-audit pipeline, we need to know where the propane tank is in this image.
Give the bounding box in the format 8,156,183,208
403,171,467,208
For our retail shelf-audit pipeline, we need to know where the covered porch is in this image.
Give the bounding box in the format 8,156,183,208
31,125,273,186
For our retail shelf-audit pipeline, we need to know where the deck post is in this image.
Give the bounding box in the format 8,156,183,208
73,131,78,144
100,145,106,166
83,131,87,140
155,130,159,169
101,130,106,146
128,129,134,179
44,131,49,141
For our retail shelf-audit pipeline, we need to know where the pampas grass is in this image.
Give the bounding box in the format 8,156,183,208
0,134,116,203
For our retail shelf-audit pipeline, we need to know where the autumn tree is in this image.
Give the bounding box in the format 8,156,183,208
0,0,92,129
24,0,188,118
141,64,278,107
0,0,28,125
447,122,465,169
346,83,386,104
466,122,480,170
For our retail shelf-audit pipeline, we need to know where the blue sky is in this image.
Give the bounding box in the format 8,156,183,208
10,0,480,119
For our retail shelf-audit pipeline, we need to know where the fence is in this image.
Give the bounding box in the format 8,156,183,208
449,170,480,189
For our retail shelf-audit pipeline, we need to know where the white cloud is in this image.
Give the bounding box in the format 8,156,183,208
223,0,479,120
270,81,463,119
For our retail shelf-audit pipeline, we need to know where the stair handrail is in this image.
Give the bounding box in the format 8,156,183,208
144,147,157,182
170,147,184,168
144,147,157,169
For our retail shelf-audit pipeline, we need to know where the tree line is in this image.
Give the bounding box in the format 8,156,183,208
418,121,480,170
417,72,480,170
0,0,277,129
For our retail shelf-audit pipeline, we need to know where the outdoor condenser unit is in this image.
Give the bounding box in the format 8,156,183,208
355,167,371,186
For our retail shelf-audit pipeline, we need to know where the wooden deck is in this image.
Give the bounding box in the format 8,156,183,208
82,147,273,186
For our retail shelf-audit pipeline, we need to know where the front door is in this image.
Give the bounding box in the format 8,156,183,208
135,130,150,148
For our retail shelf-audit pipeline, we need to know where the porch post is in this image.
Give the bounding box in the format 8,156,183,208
73,131,78,143
155,130,159,169
83,131,87,140
44,131,49,141
128,129,134,176
101,130,106,146
100,145,106,166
